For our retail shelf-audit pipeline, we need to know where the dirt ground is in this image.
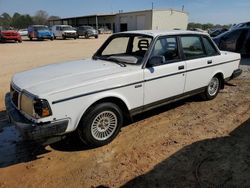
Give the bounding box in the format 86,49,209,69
0,36,250,188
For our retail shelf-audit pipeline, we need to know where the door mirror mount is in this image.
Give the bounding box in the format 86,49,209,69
147,55,165,67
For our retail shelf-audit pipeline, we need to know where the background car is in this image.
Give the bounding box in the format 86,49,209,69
210,28,228,37
98,27,112,34
51,25,77,39
18,29,28,36
77,26,98,38
213,27,250,55
230,21,250,30
28,25,54,41
0,27,22,43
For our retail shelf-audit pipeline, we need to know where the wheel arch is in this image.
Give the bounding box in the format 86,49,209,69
213,71,225,89
76,95,132,130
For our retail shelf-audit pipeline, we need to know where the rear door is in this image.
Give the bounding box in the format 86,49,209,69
181,35,221,92
143,36,186,106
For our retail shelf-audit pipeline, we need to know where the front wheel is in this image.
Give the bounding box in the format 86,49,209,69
202,76,220,100
77,102,123,147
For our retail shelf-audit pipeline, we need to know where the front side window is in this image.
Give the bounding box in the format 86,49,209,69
151,36,180,62
181,36,205,59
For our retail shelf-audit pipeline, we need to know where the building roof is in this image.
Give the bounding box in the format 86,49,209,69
49,8,188,21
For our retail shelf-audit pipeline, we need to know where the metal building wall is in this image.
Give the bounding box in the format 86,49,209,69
152,10,188,30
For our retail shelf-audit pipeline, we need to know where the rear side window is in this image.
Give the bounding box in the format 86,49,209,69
180,36,205,59
202,37,219,56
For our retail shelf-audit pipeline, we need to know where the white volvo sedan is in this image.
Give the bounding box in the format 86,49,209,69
5,30,242,147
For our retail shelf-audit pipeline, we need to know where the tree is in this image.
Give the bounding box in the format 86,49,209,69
33,10,49,25
48,16,61,20
0,12,12,27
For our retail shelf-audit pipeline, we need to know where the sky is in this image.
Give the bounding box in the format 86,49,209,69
0,0,249,24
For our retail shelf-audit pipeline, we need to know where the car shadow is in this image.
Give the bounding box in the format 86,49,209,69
122,118,250,187
0,111,50,168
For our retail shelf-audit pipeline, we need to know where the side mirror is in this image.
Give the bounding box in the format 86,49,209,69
147,55,165,67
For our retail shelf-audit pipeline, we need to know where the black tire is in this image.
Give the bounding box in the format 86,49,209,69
74,37,77,40
29,37,32,41
50,37,54,41
202,76,220,100
95,35,98,39
85,33,89,39
77,102,123,147
62,35,66,40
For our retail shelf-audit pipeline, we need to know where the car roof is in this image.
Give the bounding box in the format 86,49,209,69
117,30,209,37
31,25,47,27
53,25,72,27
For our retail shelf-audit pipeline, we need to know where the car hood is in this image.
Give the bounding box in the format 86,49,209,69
12,59,139,97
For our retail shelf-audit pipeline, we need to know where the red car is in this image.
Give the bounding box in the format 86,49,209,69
0,29,22,43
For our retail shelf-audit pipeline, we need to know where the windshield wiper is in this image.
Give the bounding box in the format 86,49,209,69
107,57,127,67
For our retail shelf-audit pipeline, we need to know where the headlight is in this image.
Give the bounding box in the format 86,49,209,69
20,93,52,119
33,99,52,118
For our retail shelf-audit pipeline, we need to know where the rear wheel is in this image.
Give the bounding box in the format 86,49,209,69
202,76,220,100
77,102,123,147
95,35,98,39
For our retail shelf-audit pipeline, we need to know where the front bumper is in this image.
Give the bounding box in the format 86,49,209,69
5,93,68,141
38,35,53,39
1,35,21,41
63,33,77,38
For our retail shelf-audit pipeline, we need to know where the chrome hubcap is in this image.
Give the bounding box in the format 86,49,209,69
208,77,219,96
91,111,117,141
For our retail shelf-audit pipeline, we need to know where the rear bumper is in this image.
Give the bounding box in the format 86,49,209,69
5,93,68,141
227,69,242,81
225,68,242,82
231,69,242,79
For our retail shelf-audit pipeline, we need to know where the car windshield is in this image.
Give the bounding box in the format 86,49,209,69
94,34,153,65
62,26,73,31
34,26,48,31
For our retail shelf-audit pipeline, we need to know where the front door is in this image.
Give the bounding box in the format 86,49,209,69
144,36,186,107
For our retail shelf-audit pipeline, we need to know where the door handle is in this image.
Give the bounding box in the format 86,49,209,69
178,65,185,70
207,60,213,64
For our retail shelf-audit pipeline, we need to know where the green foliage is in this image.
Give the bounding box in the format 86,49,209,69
188,22,232,30
0,10,60,29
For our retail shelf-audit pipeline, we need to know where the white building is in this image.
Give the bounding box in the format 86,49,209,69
49,9,188,32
